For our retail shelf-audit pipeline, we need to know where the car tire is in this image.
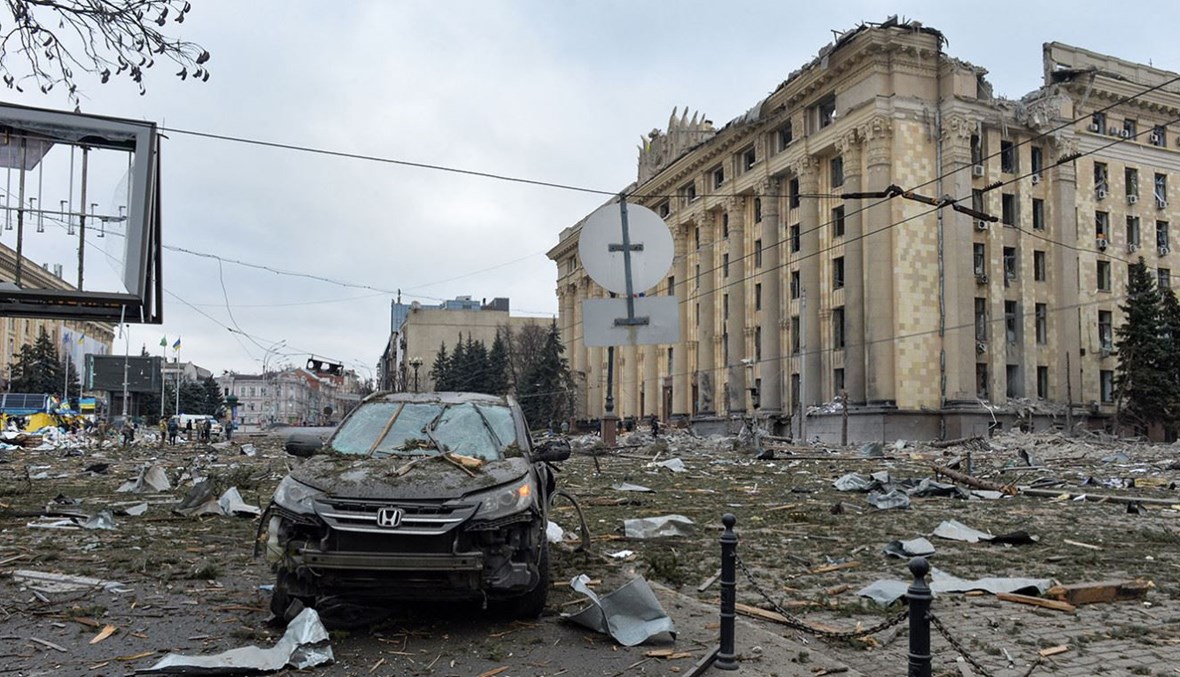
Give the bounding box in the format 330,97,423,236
505,541,549,619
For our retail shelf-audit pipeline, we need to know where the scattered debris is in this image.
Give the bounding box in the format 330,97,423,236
12,570,129,594
623,514,694,539
563,574,676,646
139,607,334,673
1046,579,1153,605
883,537,936,559
117,464,171,494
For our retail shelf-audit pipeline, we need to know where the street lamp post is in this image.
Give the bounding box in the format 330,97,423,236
262,339,287,428
409,357,423,393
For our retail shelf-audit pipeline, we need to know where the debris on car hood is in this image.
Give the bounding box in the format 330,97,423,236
287,454,529,500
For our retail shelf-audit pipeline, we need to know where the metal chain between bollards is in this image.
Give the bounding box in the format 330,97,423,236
929,612,998,677
734,551,908,640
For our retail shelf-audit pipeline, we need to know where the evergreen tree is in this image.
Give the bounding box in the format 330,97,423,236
466,336,490,393
1114,258,1169,433
517,322,573,430
8,328,66,395
201,376,226,415
1158,285,1180,426
429,343,451,392
486,330,510,395
450,334,474,392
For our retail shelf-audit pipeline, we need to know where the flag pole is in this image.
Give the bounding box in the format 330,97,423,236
174,343,181,415
159,336,167,420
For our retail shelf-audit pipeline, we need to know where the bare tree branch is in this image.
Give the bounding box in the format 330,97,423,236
0,0,210,103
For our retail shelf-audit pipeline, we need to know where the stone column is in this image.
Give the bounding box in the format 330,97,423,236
1050,136,1081,408
863,116,897,405
940,114,980,405
571,278,588,417
622,344,638,420
796,156,823,409
672,223,691,419
757,178,783,415
726,196,748,415
643,342,658,418
836,134,866,405
697,214,717,414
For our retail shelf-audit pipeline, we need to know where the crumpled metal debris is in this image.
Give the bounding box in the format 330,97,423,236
859,441,884,458
563,574,676,646
857,567,1054,606
623,514,694,538
931,519,993,543
867,489,911,510
117,464,172,493
13,569,129,594
883,537,936,559
611,482,654,492
81,510,116,530
652,458,687,473
139,607,334,674
218,487,261,517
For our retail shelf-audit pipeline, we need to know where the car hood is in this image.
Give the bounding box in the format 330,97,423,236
288,453,532,501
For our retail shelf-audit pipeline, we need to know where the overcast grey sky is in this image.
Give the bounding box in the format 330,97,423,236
5,0,1179,379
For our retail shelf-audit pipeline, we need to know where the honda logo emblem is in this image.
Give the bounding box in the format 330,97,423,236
376,507,403,528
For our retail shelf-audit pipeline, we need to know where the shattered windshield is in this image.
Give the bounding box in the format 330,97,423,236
330,401,518,461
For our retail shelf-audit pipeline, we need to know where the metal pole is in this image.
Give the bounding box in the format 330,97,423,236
907,557,933,677
174,348,181,415
800,287,807,443
14,137,26,285
715,513,739,670
77,147,89,290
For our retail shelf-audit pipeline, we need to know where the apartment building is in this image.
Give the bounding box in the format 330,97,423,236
548,19,1179,441
218,367,366,431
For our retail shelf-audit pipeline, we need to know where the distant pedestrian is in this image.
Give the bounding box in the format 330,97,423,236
185,418,193,441
649,414,660,437
167,417,179,445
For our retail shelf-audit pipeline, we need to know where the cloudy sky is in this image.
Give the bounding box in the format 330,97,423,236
5,0,1179,379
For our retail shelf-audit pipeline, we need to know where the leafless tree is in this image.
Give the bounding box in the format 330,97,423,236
0,0,210,102
501,323,548,391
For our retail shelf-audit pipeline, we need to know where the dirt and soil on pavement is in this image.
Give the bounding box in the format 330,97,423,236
2,426,1180,676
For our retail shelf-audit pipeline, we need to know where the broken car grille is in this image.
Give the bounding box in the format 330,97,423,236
314,497,476,536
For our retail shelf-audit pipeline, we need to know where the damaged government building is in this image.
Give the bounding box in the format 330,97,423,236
548,18,1179,442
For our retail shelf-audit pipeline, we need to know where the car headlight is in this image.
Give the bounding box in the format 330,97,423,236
470,477,537,521
272,476,324,515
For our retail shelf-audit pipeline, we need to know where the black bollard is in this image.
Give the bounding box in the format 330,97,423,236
907,556,932,677
716,513,739,670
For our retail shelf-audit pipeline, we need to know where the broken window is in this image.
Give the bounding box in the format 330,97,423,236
789,224,801,252
976,363,989,399
1036,366,1049,399
777,121,793,151
1032,198,1045,230
816,95,836,129
1126,167,1139,198
1100,370,1114,403
680,181,697,205
723,293,729,320
1034,250,1046,281
830,155,844,187
1002,194,1017,226
667,275,675,296
754,239,762,268
832,307,845,349
723,253,730,278
1035,303,1047,344
790,316,800,353
741,146,757,172
1091,112,1107,134
1124,118,1137,138
1096,211,1109,238
1094,162,1109,195
1003,247,1017,281
789,178,800,209
832,206,845,237
833,256,845,290
1030,146,1043,178
1097,260,1112,292
657,201,670,218
834,369,845,394
1090,313,1109,353
975,297,988,341
754,283,762,311
790,270,800,299
712,165,725,190
1000,140,1017,174
970,133,983,166
754,326,762,361
1157,220,1170,250
754,197,762,223
1128,216,1141,247
1159,268,1171,291
1006,364,1022,398
1155,173,1168,207
722,213,729,238
1005,300,1018,343
1151,125,1167,147
974,243,986,276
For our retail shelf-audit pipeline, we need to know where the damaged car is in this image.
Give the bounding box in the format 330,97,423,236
258,392,570,622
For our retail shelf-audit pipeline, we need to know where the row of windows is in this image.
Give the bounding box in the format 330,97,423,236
1094,163,1169,207
1090,112,1169,148
973,363,1112,402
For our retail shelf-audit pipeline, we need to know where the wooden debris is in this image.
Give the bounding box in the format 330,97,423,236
446,453,484,470
995,592,1076,613
644,648,694,659
116,650,156,661
697,568,722,593
825,584,851,596
89,625,117,644
1063,539,1104,551
930,463,1017,495
29,637,67,652
1046,579,1152,605
1038,645,1069,657
1020,487,1180,507
808,561,859,574
477,667,509,677
930,435,983,449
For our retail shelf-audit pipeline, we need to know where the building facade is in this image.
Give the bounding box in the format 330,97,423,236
381,295,551,393
1,242,115,392
218,367,365,431
548,19,1180,441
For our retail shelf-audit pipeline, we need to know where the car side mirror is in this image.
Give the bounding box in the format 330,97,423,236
285,432,323,458
533,438,571,463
